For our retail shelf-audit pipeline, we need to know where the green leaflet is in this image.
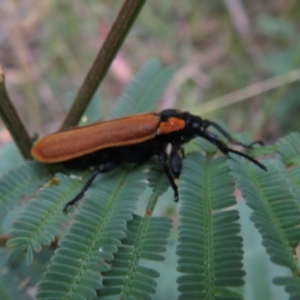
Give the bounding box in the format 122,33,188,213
273,277,300,300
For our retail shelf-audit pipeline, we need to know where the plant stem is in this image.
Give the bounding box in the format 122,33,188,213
0,65,32,159
60,0,147,130
195,68,300,115
145,193,159,217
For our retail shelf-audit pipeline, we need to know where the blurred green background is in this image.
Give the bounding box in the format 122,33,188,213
1,0,300,144
0,1,300,299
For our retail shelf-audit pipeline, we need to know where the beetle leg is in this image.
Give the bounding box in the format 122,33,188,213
158,151,179,201
180,147,185,158
203,120,264,149
63,161,119,213
170,145,183,178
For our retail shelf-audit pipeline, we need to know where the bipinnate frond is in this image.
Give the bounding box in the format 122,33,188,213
276,131,300,205
276,132,300,166
229,157,300,270
273,132,300,299
177,152,245,300
100,214,172,300
35,165,147,300
147,159,171,200
0,161,50,214
229,153,300,300
7,171,96,265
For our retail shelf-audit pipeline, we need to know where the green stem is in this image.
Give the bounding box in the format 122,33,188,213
145,193,159,217
60,0,147,130
0,65,32,159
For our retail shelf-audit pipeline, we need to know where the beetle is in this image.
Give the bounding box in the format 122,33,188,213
31,109,266,212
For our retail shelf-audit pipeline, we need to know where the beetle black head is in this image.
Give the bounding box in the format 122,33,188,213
181,113,204,137
183,112,267,171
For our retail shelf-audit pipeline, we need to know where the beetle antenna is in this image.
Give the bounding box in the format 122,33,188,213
203,120,264,149
201,130,267,171
227,148,267,171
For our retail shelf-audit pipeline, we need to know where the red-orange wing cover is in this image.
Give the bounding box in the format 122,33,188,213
31,113,160,163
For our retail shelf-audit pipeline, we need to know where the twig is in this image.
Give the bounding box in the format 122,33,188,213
145,193,160,217
0,65,32,159
224,0,266,71
60,0,147,130
0,234,10,247
194,68,300,115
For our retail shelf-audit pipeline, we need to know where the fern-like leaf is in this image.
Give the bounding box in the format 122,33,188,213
229,156,300,272
7,171,96,265
147,160,170,197
35,165,147,300
177,152,244,300
100,214,172,300
144,159,171,212
0,161,50,215
111,59,176,118
277,131,300,166
276,131,300,206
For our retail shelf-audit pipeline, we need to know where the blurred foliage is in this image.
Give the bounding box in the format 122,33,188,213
1,0,300,142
